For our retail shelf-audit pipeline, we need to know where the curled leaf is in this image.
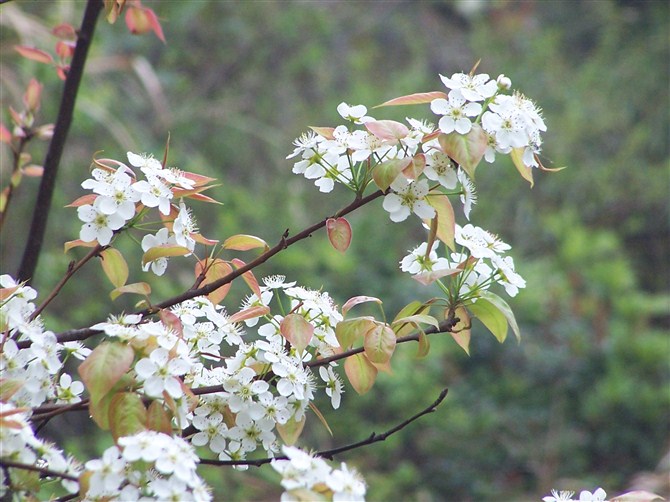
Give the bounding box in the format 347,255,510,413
326,217,352,253
374,91,448,108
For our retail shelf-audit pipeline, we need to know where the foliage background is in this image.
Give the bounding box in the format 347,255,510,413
1,1,668,500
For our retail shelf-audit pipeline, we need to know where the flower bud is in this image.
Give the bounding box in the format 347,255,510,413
496,74,512,90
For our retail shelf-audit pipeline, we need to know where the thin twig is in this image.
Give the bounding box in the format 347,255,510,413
17,0,103,283
0,459,79,482
199,387,449,467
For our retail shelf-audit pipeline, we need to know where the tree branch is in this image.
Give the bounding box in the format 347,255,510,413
0,459,79,482
17,0,103,283
199,387,449,467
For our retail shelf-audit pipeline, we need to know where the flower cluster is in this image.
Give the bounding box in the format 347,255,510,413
288,72,546,226
0,275,88,409
0,401,81,496
74,151,212,276
543,487,608,502
271,445,366,502
399,223,525,301
82,431,210,501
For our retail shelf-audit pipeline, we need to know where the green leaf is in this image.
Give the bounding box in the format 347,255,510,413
344,352,378,395
363,324,396,364
109,392,147,441
326,217,352,253
78,341,135,406
335,317,376,349
146,401,173,435
222,234,269,252
141,244,191,266
392,314,440,330
100,247,129,289
438,125,487,179
416,329,430,358
280,314,314,354
451,306,472,355
467,297,508,343
479,290,521,342
110,281,151,301
372,157,411,191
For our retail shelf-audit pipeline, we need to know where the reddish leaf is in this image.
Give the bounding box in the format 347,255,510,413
365,120,409,143
125,5,165,43
404,153,425,180
110,282,151,301
344,352,378,395
78,342,134,406
341,295,382,316
64,239,98,253
52,23,77,40
425,191,456,250
280,314,314,354
372,157,411,191
0,123,12,144
55,40,76,60
231,258,262,298
438,125,487,179
326,217,352,253
195,258,233,304
374,91,448,108
146,401,173,435
229,305,270,324
309,126,335,140
22,79,42,112
21,165,44,177
159,309,183,338
66,194,97,208
14,46,53,65
412,268,460,286
451,307,471,355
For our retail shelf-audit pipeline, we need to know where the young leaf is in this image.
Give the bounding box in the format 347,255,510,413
125,4,165,42
392,314,440,330
14,46,53,65
372,157,411,191
223,234,269,252
412,268,460,286
276,413,306,446
146,401,173,435
326,217,352,253
308,402,333,437
416,329,430,358
510,147,534,187
280,314,314,354
195,258,233,305
451,306,472,355
64,239,98,253
363,324,396,364
231,258,262,299
100,248,129,289
467,298,508,343
141,244,191,267
344,352,378,395
335,317,376,349
110,282,151,301
374,91,448,108
365,120,409,143
309,126,335,140
425,191,456,250
341,295,382,316
479,291,521,342
229,305,270,324
109,392,147,441
438,125,487,179
78,342,134,406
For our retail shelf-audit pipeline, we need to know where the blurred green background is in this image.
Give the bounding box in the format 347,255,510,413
1,1,668,500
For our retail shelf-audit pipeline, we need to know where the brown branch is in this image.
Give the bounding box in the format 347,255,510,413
17,0,103,283
199,386,449,467
0,459,79,482
18,190,384,349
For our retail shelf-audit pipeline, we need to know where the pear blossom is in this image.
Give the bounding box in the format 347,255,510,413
77,201,126,245
132,174,173,215
491,255,526,297
134,347,192,398
382,177,435,223
455,223,510,259
87,167,140,219
319,365,344,409
400,241,451,275
337,102,373,124
141,227,177,275
55,373,84,404
578,488,608,501
173,201,197,252
431,90,482,135
458,169,477,220
439,72,498,102
424,150,458,189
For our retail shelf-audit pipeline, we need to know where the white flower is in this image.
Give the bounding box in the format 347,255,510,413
491,255,526,297
431,90,482,135
424,151,457,189
77,201,126,245
55,373,84,404
337,102,373,124
88,167,140,220
319,365,344,409
84,446,126,497
439,72,498,102
382,177,435,223
399,241,451,275
327,463,367,502
135,347,192,398
141,227,177,276
173,201,197,252
543,489,576,502
457,169,477,220
455,224,510,259
191,412,228,453
132,175,173,215
578,488,608,501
